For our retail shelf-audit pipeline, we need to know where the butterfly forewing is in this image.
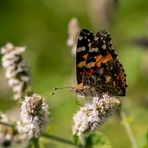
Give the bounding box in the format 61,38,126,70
76,29,94,84
85,30,113,73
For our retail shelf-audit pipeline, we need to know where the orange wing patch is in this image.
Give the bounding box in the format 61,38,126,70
95,53,113,68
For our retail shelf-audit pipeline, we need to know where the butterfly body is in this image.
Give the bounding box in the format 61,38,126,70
72,29,127,98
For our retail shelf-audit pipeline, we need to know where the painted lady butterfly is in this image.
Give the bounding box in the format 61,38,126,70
72,29,128,98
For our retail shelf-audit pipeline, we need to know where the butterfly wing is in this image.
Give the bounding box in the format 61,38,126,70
94,57,127,96
107,58,127,96
84,30,127,96
76,29,94,84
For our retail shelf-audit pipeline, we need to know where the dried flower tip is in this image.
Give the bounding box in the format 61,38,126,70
67,18,80,56
1,43,31,100
17,94,49,139
72,95,120,137
88,0,118,29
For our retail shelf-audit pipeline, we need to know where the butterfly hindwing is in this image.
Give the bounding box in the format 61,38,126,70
107,58,127,96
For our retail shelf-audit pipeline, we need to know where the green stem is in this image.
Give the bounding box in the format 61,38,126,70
120,110,138,148
31,138,40,148
42,133,77,147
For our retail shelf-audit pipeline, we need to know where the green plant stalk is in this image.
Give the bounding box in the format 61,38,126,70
120,110,138,148
41,133,78,147
31,138,40,148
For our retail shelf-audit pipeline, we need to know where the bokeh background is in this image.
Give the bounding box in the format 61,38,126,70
0,0,148,147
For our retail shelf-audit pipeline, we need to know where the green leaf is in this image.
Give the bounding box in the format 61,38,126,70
139,130,148,148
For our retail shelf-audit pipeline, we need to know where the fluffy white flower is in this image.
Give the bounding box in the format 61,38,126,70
1,43,31,100
72,94,120,137
17,94,49,139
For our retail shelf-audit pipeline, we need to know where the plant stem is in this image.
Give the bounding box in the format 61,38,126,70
31,138,40,148
0,121,14,128
120,110,138,148
42,133,77,147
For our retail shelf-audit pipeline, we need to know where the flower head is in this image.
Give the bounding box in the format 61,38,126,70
72,94,120,137
17,94,49,139
1,43,31,100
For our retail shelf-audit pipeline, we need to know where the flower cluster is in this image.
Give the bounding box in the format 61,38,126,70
1,43,31,100
72,94,120,137
67,17,80,56
17,94,49,139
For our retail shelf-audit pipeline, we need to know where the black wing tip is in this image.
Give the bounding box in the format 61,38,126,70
81,28,90,32
80,28,110,36
80,28,93,35
96,30,111,37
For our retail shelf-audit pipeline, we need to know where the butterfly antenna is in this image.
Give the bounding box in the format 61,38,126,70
50,86,72,95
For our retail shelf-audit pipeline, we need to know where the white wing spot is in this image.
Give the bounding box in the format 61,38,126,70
79,36,83,40
94,36,99,41
102,44,106,49
82,46,85,51
77,47,82,52
89,47,98,52
88,43,91,47
94,47,98,52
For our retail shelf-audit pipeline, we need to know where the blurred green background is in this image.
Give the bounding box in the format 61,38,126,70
0,0,148,147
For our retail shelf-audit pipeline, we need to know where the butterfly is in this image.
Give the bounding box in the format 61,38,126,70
72,29,128,98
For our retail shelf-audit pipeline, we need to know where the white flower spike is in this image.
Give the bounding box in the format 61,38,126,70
1,43,31,100
17,94,49,139
72,94,120,137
